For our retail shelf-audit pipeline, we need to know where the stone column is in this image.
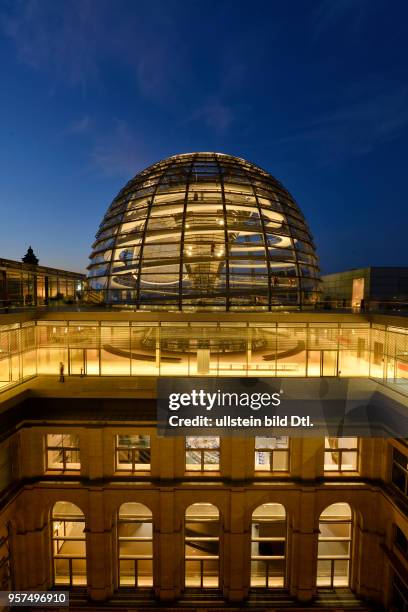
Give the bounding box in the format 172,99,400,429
156,489,180,602
86,489,113,601
224,489,248,603
353,522,384,603
289,490,317,602
85,430,104,480
13,493,49,590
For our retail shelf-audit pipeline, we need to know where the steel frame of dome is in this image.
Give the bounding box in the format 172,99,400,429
88,152,320,311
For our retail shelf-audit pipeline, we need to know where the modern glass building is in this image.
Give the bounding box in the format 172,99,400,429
0,153,407,611
322,266,408,311
88,153,320,310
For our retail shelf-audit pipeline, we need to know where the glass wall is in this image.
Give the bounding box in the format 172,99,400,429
1,319,408,387
0,323,36,388
0,264,83,307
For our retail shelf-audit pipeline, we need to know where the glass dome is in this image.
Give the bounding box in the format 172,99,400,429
88,152,320,310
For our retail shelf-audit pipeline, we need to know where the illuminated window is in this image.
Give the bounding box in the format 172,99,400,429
392,448,408,497
185,437,220,471
185,503,219,588
351,277,364,309
324,438,358,472
115,434,151,472
317,503,352,588
46,434,80,472
254,437,289,472
52,501,86,586
251,504,286,588
118,503,153,587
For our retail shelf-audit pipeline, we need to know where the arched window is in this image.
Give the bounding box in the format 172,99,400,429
317,503,352,588
251,504,286,588
117,503,153,587
185,503,220,588
52,501,86,586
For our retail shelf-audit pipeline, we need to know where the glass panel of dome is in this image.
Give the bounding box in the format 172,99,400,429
229,246,267,261
149,201,184,216
97,225,118,240
89,251,111,266
156,180,187,193
143,242,180,260
124,197,150,210
140,276,179,302
88,264,109,278
257,196,283,213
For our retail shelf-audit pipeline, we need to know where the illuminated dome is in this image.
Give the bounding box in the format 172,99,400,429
88,152,320,310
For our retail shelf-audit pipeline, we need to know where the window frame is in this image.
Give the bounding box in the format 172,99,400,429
115,434,151,473
317,507,352,589
51,504,86,587
250,505,287,589
324,437,359,473
254,436,290,473
45,433,80,473
117,503,153,588
184,504,220,588
185,437,220,473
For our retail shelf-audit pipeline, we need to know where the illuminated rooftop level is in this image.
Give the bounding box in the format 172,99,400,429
88,153,320,311
1,311,408,396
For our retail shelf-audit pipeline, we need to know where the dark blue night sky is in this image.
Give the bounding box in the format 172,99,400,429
1,0,407,274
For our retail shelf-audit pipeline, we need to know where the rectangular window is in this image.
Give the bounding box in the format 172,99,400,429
255,437,289,472
392,447,408,498
46,434,80,472
324,438,358,472
115,434,151,472
185,437,220,472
